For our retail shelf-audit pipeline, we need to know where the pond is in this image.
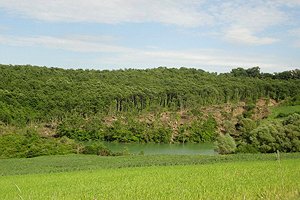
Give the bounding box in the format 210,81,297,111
104,142,216,155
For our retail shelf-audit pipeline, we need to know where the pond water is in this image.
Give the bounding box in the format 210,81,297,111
104,142,216,155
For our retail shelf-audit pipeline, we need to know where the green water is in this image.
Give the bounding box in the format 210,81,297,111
105,142,215,155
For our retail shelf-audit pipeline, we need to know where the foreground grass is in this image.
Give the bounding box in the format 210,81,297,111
1,153,300,176
0,159,299,199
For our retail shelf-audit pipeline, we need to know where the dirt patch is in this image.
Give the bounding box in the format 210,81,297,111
103,116,118,126
101,99,279,139
252,98,277,120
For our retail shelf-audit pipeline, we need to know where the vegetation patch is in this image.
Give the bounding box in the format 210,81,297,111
0,131,126,159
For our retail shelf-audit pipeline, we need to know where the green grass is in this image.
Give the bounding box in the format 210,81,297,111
0,159,299,199
1,153,300,176
1,154,300,199
269,105,300,119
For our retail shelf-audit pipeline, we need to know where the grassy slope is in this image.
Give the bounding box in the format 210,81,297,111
269,105,300,119
0,159,299,199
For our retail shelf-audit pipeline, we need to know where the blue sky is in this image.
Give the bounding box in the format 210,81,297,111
0,0,300,73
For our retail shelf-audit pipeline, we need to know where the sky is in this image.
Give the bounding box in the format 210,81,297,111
0,0,300,73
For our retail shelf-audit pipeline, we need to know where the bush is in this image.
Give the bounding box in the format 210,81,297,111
243,104,256,118
56,125,103,141
189,116,217,143
283,113,300,125
0,131,77,158
81,142,111,156
214,134,236,154
235,113,300,153
236,143,259,153
81,142,131,156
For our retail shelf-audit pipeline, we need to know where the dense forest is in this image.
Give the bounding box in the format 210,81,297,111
0,64,300,157
1,64,299,124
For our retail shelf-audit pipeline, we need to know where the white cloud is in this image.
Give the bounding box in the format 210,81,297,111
0,33,284,71
91,49,298,73
224,26,278,45
0,0,299,46
0,0,290,29
108,49,280,70
0,34,131,53
0,25,9,32
0,0,212,27
275,0,300,6
289,28,300,37
288,28,300,47
211,0,288,45
213,1,287,31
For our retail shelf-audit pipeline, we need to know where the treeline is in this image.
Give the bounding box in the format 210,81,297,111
227,66,300,80
1,64,299,126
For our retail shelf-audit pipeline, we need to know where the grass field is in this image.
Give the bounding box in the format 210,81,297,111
1,154,300,199
0,159,299,199
1,153,300,176
269,105,300,119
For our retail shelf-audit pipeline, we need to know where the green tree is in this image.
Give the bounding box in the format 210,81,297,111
215,134,236,154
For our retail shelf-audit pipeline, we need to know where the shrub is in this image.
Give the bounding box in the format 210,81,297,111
189,116,217,143
283,113,300,125
236,143,259,153
214,134,236,154
243,104,256,118
235,113,300,153
0,132,77,158
82,142,111,156
56,125,103,141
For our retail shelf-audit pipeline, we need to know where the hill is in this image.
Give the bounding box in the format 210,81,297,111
0,64,300,157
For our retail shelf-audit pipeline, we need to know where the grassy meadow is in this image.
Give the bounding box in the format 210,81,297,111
0,159,299,199
1,154,300,199
269,105,300,119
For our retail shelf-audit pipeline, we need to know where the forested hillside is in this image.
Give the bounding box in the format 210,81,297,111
1,64,299,124
0,64,300,157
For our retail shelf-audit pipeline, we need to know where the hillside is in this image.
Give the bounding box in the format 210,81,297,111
1,65,299,124
0,64,300,157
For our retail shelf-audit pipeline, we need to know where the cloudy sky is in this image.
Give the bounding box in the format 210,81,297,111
0,0,300,72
